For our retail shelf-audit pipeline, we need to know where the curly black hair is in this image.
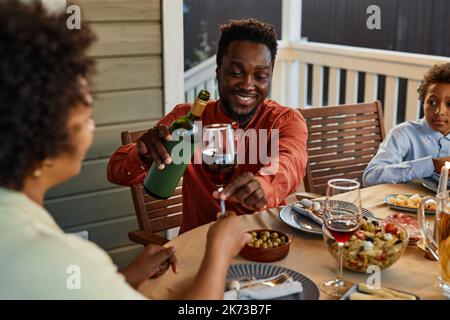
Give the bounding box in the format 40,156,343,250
0,0,96,189
418,63,450,103
216,19,278,68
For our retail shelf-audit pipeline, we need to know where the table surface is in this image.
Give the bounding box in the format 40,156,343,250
138,182,444,300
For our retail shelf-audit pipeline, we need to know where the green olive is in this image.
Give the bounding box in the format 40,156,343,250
271,232,279,239
263,231,270,238
274,238,281,244
280,236,287,242
262,243,268,248
247,243,253,247
254,243,261,248
273,242,279,248
261,235,268,242
267,242,273,248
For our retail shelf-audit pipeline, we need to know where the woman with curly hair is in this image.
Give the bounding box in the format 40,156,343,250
0,0,250,299
363,63,450,186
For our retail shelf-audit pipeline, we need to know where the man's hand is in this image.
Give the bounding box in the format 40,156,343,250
120,244,178,288
212,172,267,211
137,124,172,169
432,157,450,174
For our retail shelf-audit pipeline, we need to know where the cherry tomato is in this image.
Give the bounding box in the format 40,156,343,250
385,223,398,234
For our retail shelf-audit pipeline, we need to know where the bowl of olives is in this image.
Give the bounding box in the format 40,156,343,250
240,229,292,262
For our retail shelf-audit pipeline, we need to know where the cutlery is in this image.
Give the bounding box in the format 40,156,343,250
291,204,323,226
228,272,292,291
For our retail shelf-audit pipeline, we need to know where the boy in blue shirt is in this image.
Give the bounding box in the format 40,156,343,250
363,63,450,186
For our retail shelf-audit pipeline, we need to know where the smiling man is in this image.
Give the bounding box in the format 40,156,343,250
107,19,308,233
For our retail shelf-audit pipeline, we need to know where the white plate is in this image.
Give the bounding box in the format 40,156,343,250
227,263,320,300
383,194,434,215
279,202,322,236
279,200,375,236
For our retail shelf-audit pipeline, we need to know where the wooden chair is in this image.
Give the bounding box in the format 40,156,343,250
298,101,386,196
121,130,183,246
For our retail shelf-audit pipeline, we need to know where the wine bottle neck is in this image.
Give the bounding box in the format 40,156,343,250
191,98,208,117
186,111,201,121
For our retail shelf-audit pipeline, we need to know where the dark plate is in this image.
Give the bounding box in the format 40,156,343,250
226,263,320,300
279,200,375,236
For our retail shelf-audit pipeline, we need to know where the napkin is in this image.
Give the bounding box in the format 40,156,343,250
291,204,323,226
223,280,303,300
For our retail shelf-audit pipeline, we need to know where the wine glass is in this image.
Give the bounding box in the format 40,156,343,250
320,178,362,297
202,123,236,217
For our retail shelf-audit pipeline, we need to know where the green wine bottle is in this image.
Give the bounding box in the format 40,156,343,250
143,89,210,199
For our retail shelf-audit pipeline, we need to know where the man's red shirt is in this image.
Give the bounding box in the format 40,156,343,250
107,99,308,233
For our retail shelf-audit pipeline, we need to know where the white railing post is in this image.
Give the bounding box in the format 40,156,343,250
328,67,341,106
312,65,324,106
345,70,358,104
298,62,308,107
271,59,283,103
405,80,422,121
384,76,400,132
364,73,378,102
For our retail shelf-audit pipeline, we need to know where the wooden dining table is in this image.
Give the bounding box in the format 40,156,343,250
138,182,444,300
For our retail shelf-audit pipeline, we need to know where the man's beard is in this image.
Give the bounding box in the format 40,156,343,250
220,101,258,126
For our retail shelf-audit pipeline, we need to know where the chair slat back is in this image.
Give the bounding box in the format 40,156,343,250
299,101,385,195
121,130,183,238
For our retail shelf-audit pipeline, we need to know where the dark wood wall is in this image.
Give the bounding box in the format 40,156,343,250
302,0,450,57
183,0,282,69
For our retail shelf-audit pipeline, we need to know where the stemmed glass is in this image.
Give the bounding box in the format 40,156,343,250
320,178,362,297
202,124,236,216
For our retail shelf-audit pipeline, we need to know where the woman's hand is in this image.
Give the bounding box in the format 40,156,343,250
120,244,178,288
205,211,252,262
178,211,251,299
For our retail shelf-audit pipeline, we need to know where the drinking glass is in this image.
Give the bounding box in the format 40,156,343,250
202,124,236,216
320,178,362,297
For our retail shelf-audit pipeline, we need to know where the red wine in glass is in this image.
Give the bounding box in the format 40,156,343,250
202,150,236,186
325,215,360,243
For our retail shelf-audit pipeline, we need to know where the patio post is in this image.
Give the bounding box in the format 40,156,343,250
162,0,185,115
282,0,302,42
277,0,302,107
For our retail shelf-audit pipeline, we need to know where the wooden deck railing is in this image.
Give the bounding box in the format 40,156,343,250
184,41,450,132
